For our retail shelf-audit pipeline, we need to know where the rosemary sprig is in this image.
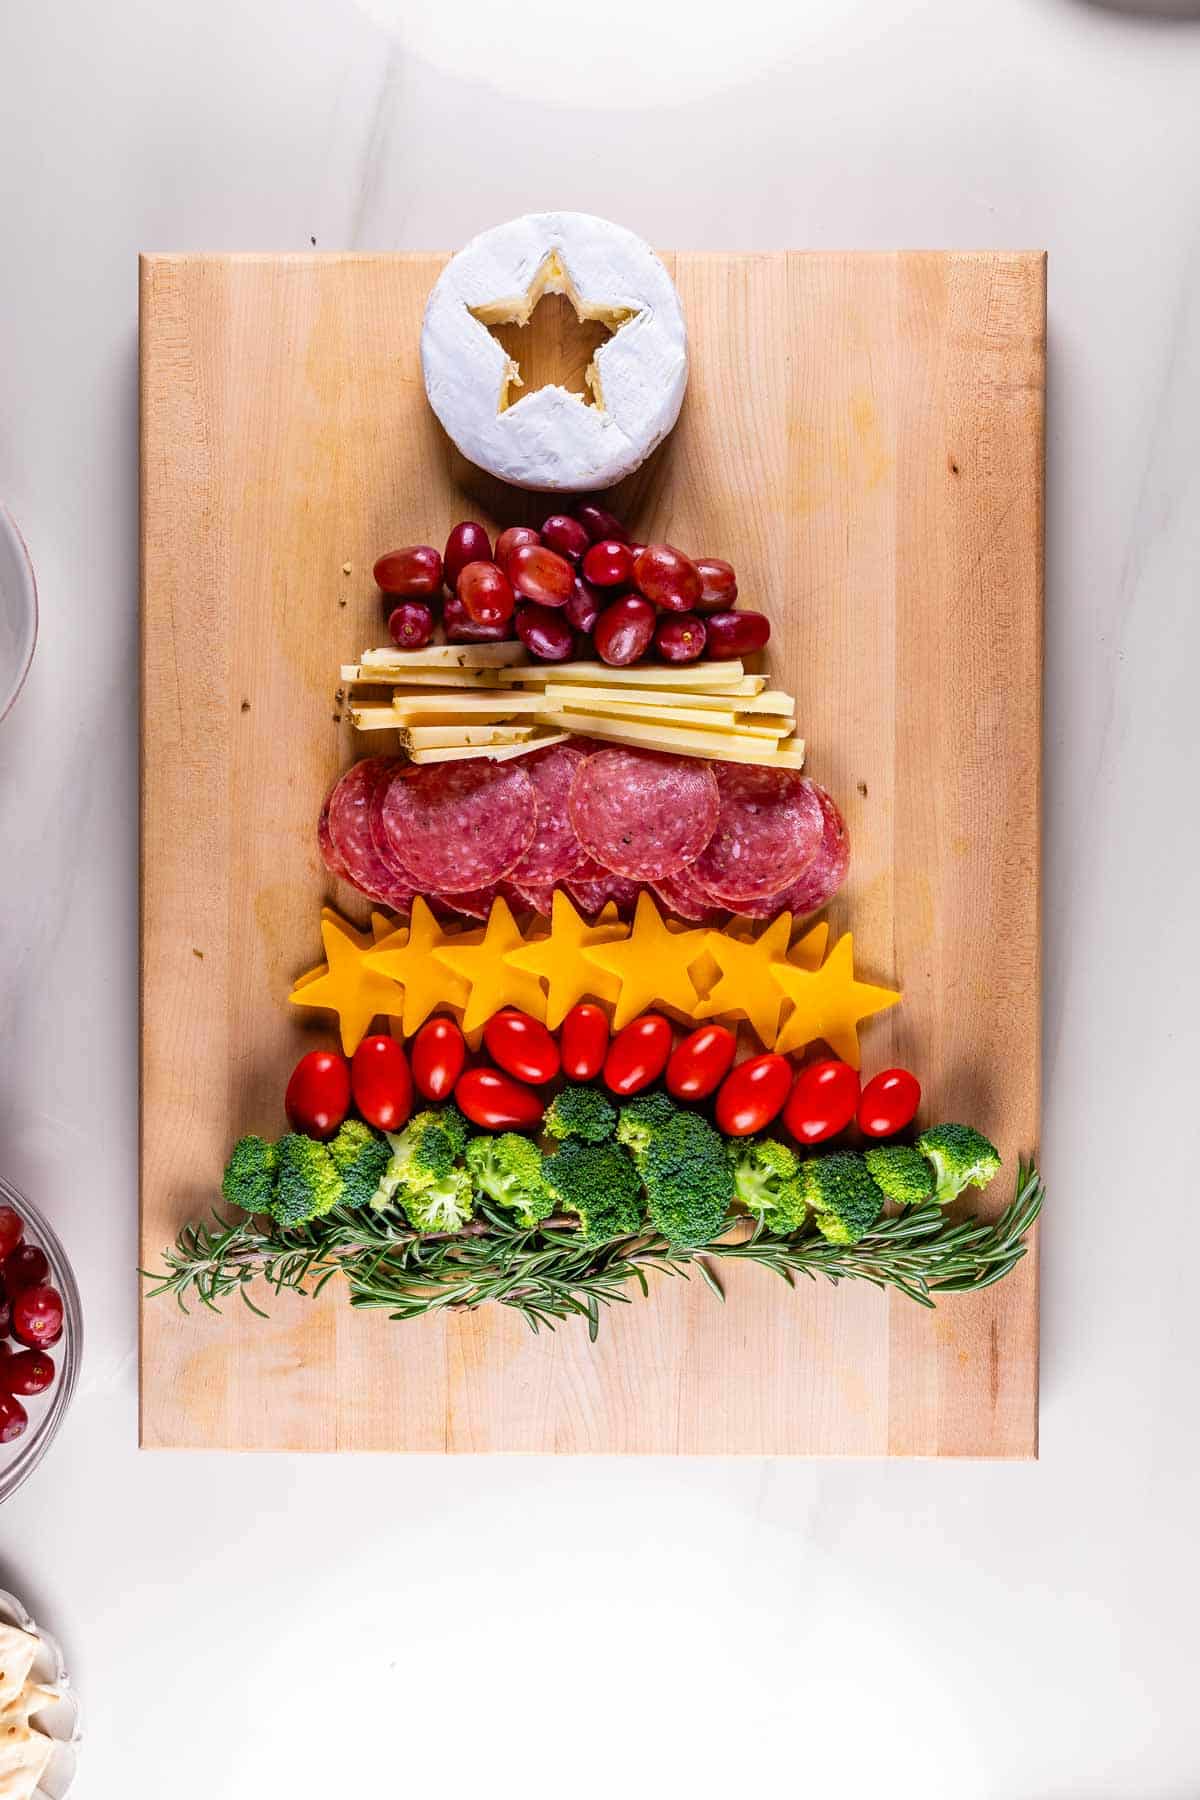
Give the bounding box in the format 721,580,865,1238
143,1163,1042,1340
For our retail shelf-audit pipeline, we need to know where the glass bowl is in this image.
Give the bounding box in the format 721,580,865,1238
0,502,38,723
0,1178,82,1506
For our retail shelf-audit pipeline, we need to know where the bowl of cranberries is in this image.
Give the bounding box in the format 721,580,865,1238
0,1178,81,1505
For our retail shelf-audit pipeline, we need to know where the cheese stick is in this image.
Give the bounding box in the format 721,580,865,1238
391,691,547,718
360,642,530,670
553,698,791,739
536,710,806,767
340,665,505,687
506,659,752,690
407,730,570,764
541,681,793,715
400,724,534,749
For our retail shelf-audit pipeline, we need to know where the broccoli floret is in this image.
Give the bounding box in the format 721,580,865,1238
465,1133,556,1228
916,1124,1002,1207
272,1133,344,1228
543,1141,644,1246
800,1151,882,1246
863,1142,936,1207
637,1109,733,1247
729,1136,806,1232
543,1084,617,1144
327,1119,392,1210
402,1167,475,1234
373,1108,462,1209
615,1090,678,1159
221,1135,278,1217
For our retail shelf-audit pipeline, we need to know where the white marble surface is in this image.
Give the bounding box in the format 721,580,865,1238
1,0,1199,1793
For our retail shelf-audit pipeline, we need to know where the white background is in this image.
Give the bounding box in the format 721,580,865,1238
2,0,1199,1794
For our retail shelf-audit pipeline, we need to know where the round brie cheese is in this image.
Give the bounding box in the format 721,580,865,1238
421,212,688,493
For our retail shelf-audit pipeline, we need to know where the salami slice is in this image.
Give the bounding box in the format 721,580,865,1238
380,759,537,893
565,858,642,920
707,782,851,918
367,756,421,883
506,742,592,887
327,758,418,908
317,793,350,882
505,879,557,917
567,748,719,881
690,765,824,905
434,884,499,921
651,867,729,926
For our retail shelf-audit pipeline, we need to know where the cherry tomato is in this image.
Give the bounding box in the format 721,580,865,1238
0,1393,28,1443
483,1010,560,1085
2,1349,54,1398
857,1067,921,1138
603,1014,673,1096
455,1067,544,1131
411,1018,467,1101
284,1049,351,1140
715,1053,792,1137
666,1025,737,1100
560,1003,609,1081
783,1058,861,1145
351,1035,413,1132
3,1246,49,1295
11,1285,64,1350
0,1207,24,1261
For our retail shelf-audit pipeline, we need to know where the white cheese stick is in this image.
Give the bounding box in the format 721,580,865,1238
505,659,750,690
537,710,806,767
390,691,546,719
552,697,791,739
360,642,531,670
401,723,534,749
340,665,505,688
351,706,405,731
407,730,570,764
542,682,794,718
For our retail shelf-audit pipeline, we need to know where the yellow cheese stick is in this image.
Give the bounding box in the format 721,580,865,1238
360,642,530,670
391,691,547,718
407,731,570,764
537,711,806,767
541,681,793,716
401,724,534,749
506,659,751,691
351,705,405,731
553,697,791,739
340,665,505,687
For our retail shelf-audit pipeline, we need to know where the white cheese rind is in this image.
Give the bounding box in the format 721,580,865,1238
421,212,688,492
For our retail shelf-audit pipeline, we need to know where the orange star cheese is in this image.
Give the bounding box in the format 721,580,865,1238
433,894,547,1033
288,910,406,1054
694,911,796,1047
364,897,480,1037
581,891,710,1031
503,890,624,1029
770,931,901,1066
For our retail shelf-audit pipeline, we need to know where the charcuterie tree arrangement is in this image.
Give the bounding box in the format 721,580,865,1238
145,213,1042,1339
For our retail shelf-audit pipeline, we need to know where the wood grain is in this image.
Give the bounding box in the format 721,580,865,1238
140,250,1044,1456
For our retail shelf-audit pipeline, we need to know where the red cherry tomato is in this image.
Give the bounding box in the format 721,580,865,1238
666,1025,737,1100
3,1245,49,1295
603,1014,673,1096
0,1206,24,1261
350,1035,413,1132
560,1003,609,1081
483,1009,560,1085
455,1067,545,1131
11,1285,64,1350
783,1059,861,1145
284,1049,351,1140
0,1393,28,1443
411,1018,467,1101
2,1349,54,1397
857,1067,921,1138
715,1053,792,1137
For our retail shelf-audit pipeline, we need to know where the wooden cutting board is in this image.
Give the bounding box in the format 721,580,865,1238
139,250,1043,1457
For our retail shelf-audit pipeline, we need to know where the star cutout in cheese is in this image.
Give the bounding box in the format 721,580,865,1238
695,913,811,1048
504,891,624,1029
582,890,710,1031
288,910,405,1055
433,895,547,1033
364,897,481,1038
469,251,641,414
770,931,901,1067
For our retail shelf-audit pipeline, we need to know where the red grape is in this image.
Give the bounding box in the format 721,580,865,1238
705,610,770,658
373,545,442,597
0,1208,23,1261
565,575,601,636
573,502,630,544
540,514,590,562
633,543,702,612
3,1246,48,1295
12,1285,64,1349
443,594,511,642
443,521,492,591
495,526,541,571
2,1349,54,1398
458,560,515,627
0,1298,10,1339
507,543,574,607
515,603,574,661
694,557,738,612
582,540,635,588
594,594,656,666
655,613,707,663
0,1394,27,1443
386,601,434,650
